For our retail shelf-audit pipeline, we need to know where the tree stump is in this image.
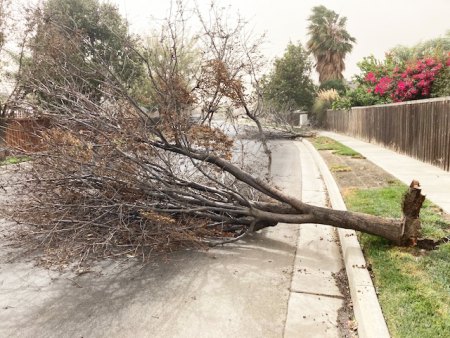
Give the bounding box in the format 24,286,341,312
400,180,426,246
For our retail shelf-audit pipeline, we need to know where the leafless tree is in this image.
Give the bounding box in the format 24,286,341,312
1,1,425,264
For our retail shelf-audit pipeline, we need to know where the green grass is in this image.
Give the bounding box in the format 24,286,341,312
330,164,352,172
312,136,365,158
0,155,31,166
345,181,450,338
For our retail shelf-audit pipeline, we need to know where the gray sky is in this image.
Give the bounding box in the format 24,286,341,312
113,0,450,82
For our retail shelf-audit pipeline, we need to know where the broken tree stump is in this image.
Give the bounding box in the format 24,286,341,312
400,180,426,246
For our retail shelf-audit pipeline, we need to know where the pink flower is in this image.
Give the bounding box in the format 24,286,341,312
417,80,426,88
431,64,442,73
365,72,377,84
416,61,425,71
424,58,435,66
374,76,392,96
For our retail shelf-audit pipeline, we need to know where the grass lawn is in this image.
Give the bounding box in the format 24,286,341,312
345,179,450,337
313,136,365,158
0,155,31,166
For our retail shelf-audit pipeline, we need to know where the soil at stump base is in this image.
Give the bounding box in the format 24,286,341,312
320,150,397,191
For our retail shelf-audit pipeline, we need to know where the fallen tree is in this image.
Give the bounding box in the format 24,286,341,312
1,1,426,263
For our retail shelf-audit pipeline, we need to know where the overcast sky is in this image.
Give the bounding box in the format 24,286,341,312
113,0,450,82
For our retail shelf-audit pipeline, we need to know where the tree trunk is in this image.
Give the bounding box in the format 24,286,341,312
162,143,425,245
400,180,426,245
251,181,425,245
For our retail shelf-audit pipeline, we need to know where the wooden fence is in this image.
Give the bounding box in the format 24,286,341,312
0,118,50,156
325,97,450,171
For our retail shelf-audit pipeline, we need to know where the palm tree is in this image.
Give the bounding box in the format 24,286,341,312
307,5,356,84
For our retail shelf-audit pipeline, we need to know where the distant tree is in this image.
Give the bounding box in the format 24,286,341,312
21,0,143,105
262,42,316,111
307,5,355,84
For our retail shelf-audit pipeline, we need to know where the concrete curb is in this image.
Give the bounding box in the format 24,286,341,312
303,140,390,338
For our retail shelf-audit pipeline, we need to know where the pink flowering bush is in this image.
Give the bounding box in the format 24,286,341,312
392,58,443,101
362,54,450,102
333,53,450,109
365,72,377,84
374,76,393,95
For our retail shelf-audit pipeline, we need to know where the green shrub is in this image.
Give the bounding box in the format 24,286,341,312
319,79,348,95
311,89,339,125
332,86,390,109
431,65,450,97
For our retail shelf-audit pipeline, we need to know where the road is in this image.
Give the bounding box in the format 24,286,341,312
0,140,346,337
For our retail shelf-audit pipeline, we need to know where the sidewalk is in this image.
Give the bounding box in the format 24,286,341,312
284,140,344,337
321,131,450,214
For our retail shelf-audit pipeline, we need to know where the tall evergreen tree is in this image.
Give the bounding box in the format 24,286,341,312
263,42,316,111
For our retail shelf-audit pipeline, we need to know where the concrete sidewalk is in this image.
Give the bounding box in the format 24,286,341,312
284,140,345,337
321,131,450,214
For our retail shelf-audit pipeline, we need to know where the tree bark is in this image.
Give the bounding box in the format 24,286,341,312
400,180,426,245
250,182,425,245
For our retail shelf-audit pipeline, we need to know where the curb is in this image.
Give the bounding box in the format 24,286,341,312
303,140,390,338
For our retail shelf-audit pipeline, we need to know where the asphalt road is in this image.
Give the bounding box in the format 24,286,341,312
0,140,344,338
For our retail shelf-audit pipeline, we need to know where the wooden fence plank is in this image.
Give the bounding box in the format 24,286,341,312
0,118,50,152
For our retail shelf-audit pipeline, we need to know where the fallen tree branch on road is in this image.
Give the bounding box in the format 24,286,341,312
0,1,427,265
238,125,316,140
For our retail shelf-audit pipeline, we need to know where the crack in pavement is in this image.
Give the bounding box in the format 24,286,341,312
289,288,345,300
